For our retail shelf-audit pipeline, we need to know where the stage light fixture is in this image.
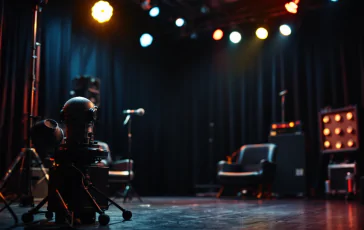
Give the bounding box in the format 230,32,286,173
289,122,294,127
149,6,159,17
256,27,268,39
175,18,185,27
140,33,153,47
92,1,113,23
335,114,342,122
285,0,299,14
323,128,331,136
319,106,359,153
324,141,331,148
323,116,330,123
213,29,224,41
229,31,241,44
141,0,152,10
280,24,291,36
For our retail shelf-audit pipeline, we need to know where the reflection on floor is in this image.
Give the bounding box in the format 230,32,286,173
0,197,363,229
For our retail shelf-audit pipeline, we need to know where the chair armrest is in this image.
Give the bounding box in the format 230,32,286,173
111,159,133,171
217,161,242,172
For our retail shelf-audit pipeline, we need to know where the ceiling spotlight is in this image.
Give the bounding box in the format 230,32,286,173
175,18,185,27
141,0,152,10
140,33,153,48
285,0,299,14
229,31,241,44
256,27,268,39
280,24,291,36
92,1,113,23
201,5,210,14
213,29,224,41
149,7,160,17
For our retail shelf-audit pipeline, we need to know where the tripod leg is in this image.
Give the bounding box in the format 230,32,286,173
0,192,18,223
28,196,48,214
31,149,49,182
90,185,132,221
83,185,104,215
0,152,25,190
55,189,73,225
0,195,19,212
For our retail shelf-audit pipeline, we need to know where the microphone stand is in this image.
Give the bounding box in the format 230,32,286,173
123,115,142,203
279,90,287,123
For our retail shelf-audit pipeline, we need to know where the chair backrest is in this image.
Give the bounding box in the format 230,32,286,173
236,143,276,169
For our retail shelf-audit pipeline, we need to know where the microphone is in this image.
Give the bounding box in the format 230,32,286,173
279,90,288,96
123,108,145,116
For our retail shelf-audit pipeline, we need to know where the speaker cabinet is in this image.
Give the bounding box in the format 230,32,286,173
269,133,307,197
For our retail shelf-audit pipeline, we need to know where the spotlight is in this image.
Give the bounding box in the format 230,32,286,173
280,24,291,36
92,1,113,23
213,29,224,41
334,128,342,135
229,31,241,44
323,116,330,123
285,0,299,14
141,0,152,10
347,126,354,134
140,33,153,47
347,139,354,147
175,18,185,27
335,114,341,122
335,141,342,149
256,27,268,40
324,141,331,148
323,128,331,136
346,112,353,120
149,6,159,17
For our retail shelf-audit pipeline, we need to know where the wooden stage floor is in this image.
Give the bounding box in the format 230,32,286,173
0,197,363,229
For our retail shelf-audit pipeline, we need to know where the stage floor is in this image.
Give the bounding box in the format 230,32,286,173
0,197,363,229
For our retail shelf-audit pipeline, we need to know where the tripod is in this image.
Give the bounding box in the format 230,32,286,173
0,1,48,222
122,115,142,203
22,165,132,227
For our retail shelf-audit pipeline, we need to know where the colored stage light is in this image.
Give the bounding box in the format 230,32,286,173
213,29,224,41
140,33,153,47
256,27,268,40
346,112,353,120
229,31,241,44
289,122,294,127
92,1,113,23
323,116,330,123
280,24,291,36
319,106,359,153
323,128,330,136
149,7,160,17
175,18,185,27
324,141,331,148
334,128,342,135
285,0,299,14
335,114,341,122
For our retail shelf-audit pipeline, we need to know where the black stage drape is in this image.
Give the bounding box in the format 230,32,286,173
1,0,363,195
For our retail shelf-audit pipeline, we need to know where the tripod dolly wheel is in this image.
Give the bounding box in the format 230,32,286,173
45,211,53,220
98,214,110,226
123,210,132,220
22,212,34,223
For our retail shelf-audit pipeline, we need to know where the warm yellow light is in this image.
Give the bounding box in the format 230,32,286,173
346,112,353,120
347,126,354,134
256,27,268,40
272,124,277,129
335,142,342,149
347,139,354,147
92,1,113,23
335,114,341,122
285,1,298,14
323,128,330,136
213,29,224,41
334,128,342,135
324,141,331,148
323,116,330,124
289,122,294,127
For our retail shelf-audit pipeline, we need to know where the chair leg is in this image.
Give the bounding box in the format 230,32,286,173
216,186,224,198
256,184,263,199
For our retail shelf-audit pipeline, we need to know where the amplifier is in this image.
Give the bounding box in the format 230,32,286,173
269,133,307,197
327,163,356,194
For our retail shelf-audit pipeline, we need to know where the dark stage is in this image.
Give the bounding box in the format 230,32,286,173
0,197,363,229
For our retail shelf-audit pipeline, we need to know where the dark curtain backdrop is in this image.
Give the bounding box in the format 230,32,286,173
1,0,363,195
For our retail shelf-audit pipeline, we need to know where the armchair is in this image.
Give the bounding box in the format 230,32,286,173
217,143,276,198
